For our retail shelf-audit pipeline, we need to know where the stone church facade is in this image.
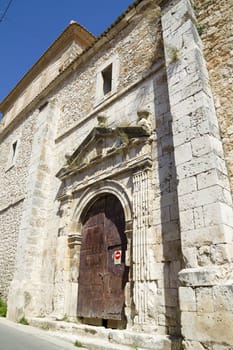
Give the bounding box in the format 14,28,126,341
0,0,233,349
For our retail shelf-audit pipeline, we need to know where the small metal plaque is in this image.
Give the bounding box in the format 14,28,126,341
114,250,122,265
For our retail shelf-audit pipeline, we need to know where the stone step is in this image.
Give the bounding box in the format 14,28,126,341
49,331,146,350
30,317,111,340
29,317,181,350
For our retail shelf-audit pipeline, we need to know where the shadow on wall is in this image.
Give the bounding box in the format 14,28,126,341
153,60,182,337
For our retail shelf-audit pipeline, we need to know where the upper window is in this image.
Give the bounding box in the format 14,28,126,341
12,141,17,160
6,139,19,171
95,55,119,105
102,64,112,95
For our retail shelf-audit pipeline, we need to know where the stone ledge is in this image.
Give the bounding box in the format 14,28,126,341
0,196,25,213
179,264,233,287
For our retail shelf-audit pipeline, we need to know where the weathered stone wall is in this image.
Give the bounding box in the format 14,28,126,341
7,101,61,321
48,2,182,337
2,0,232,347
64,0,232,344
0,201,23,299
162,0,233,348
154,69,182,337
56,4,162,137
1,26,91,130
0,113,36,299
0,114,36,209
195,0,233,194
53,54,181,342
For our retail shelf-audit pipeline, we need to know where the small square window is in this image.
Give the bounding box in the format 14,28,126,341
102,64,112,95
12,141,18,161
95,55,119,106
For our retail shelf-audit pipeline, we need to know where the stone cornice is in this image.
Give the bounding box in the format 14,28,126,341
0,196,24,214
56,126,151,180
56,154,153,201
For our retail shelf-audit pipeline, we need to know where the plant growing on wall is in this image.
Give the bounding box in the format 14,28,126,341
195,22,205,36
18,316,29,325
167,46,180,63
74,340,84,347
0,297,7,317
117,129,129,145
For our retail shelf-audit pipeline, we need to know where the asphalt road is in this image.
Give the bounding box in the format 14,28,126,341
0,318,83,350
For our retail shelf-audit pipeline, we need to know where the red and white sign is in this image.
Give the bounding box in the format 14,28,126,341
114,250,122,265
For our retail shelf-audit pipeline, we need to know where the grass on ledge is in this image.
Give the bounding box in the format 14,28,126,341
18,316,29,325
0,297,7,317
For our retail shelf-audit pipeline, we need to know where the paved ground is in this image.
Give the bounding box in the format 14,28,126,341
0,317,86,350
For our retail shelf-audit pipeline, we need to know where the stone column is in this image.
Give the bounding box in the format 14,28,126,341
132,166,157,331
162,0,233,348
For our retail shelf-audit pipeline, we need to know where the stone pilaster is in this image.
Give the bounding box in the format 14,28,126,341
52,194,82,320
132,167,157,330
161,0,233,347
7,100,59,321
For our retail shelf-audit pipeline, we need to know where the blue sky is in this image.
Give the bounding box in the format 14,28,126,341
0,0,133,103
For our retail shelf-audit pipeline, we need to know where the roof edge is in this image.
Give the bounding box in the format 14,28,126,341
0,0,162,115
0,22,95,113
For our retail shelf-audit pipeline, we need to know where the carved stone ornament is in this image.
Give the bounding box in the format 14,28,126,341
137,109,152,133
67,233,82,248
97,114,108,127
56,126,152,184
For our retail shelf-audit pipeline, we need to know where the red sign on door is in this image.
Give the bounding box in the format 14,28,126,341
114,250,122,265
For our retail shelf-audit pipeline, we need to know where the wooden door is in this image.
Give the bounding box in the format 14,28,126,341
77,195,128,320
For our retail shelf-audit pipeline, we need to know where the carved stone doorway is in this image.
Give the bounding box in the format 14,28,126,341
77,194,128,326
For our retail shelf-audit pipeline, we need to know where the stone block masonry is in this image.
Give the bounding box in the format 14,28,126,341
162,0,233,348
7,100,60,321
195,0,233,196
0,111,36,300
0,201,23,299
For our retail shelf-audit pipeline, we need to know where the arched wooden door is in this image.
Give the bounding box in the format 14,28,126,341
77,194,128,321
